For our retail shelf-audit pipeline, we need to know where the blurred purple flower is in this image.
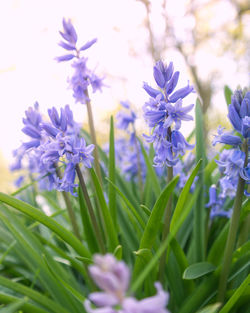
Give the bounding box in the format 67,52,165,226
85,254,170,313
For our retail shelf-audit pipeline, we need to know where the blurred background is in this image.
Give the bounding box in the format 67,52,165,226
0,0,249,191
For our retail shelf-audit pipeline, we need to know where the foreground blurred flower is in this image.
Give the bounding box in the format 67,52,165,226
84,254,170,313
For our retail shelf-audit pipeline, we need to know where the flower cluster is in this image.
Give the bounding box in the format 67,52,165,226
212,89,250,196
208,88,250,218
11,103,94,196
115,101,147,181
143,60,195,167
84,254,169,313
56,18,104,104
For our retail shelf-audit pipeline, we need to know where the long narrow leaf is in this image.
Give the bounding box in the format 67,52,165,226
0,192,91,258
132,175,179,282
89,168,119,251
108,116,117,228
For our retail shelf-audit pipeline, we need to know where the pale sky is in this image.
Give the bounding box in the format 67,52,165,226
0,0,248,166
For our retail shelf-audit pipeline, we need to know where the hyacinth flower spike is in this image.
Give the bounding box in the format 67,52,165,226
143,60,195,283
212,88,250,303
116,100,145,200
56,18,104,184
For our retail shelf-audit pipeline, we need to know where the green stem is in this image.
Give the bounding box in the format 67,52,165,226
84,89,103,185
217,140,248,303
158,165,173,284
75,164,105,253
55,167,81,240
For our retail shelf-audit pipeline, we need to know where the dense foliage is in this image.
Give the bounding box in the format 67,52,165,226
0,19,249,313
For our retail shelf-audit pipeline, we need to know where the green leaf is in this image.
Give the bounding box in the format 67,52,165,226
0,276,69,313
196,303,221,313
139,139,161,197
0,192,91,259
224,85,233,106
108,116,117,228
0,293,49,313
0,206,83,312
139,175,179,249
89,168,119,251
220,274,250,313
113,245,122,259
106,178,146,229
75,256,93,265
183,262,216,280
132,175,179,283
77,186,99,253
194,98,206,262
170,160,202,233
0,298,28,313
44,255,86,303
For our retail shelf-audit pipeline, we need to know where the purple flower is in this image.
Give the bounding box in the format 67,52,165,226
206,185,231,219
122,283,169,313
242,116,250,138
216,149,245,179
228,89,250,135
84,300,116,313
22,102,42,129
12,102,94,194
48,107,67,132
70,137,95,167
56,19,104,100
143,60,195,167
153,60,174,89
60,18,78,46
212,126,242,146
171,130,194,157
58,162,78,196
85,254,170,313
88,254,130,301
164,99,194,130
90,73,105,93
168,81,194,103
116,101,137,131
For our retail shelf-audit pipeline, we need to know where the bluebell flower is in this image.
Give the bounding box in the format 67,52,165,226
116,101,137,131
69,58,104,104
70,137,95,167
153,60,174,88
163,100,194,130
60,18,78,46
112,138,147,181
212,126,242,146
143,60,195,167
228,89,250,136
216,149,245,179
12,104,94,195
242,116,250,138
56,19,104,101
56,19,97,62
171,130,194,156
206,185,232,219
58,162,78,196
